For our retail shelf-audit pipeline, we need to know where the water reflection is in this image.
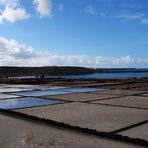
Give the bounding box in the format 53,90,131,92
0,93,19,99
0,88,33,93
10,87,107,97
0,97,64,109
61,88,107,93
10,90,73,97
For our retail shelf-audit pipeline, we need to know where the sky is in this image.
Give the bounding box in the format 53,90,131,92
0,0,148,68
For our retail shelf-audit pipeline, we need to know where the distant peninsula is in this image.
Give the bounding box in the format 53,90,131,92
0,66,148,78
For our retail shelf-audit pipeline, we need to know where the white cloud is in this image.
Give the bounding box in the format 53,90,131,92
115,12,144,20
121,2,141,10
114,12,148,25
33,0,52,17
0,0,19,5
141,18,148,25
0,36,148,67
100,12,106,17
0,4,30,23
59,4,64,12
112,56,135,65
0,0,53,23
0,0,30,23
85,5,96,15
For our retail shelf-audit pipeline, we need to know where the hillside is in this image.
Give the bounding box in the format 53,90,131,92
0,66,95,78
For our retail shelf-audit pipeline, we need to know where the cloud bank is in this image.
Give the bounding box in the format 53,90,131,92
0,36,148,67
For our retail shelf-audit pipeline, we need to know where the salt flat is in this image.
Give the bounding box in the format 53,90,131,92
92,96,148,109
0,81,148,147
0,114,138,148
15,102,148,133
91,89,147,96
140,93,148,97
44,93,117,102
119,123,148,141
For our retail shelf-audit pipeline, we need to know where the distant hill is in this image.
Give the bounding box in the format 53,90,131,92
96,68,148,73
0,66,95,78
0,66,148,78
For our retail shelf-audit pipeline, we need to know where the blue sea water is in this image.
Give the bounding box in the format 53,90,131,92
60,72,148,79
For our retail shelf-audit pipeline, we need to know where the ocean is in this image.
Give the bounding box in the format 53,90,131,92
59,72,148,79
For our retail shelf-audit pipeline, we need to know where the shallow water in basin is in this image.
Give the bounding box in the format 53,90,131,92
0,97,64,109
0,88,34,93
10,90,74,97
0,93,20,99
61,88,107,93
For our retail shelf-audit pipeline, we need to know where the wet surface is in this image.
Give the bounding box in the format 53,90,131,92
9,90,74,97
61,87,107,93
0,97,64,109
9,87,104,97
0,88,34,93
0,93,20,99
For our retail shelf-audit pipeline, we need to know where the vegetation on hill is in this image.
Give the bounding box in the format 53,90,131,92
0,66,95,78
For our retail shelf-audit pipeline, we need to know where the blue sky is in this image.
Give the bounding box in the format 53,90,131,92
0,0,148,67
